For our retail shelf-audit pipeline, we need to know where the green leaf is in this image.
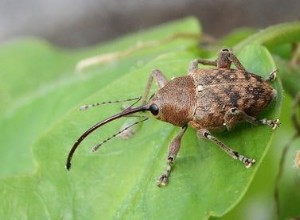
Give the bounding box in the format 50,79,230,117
0,18,282,219
220,93,299,220
234,21,300,51
274,56,300,97
0,17,200,177
219,27,257,48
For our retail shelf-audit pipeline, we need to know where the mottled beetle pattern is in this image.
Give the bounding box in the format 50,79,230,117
66,49,279,187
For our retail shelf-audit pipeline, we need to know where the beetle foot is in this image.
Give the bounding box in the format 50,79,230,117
257,118,280,130
243,158,256,168
157,174,169,187
270,119,280,130
157,162,172,187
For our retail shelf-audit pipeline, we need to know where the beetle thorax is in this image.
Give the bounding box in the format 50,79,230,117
149,76,196,127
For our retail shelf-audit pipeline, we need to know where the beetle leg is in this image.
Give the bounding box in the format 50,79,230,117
188,59,217,72
157,125,188,187
141,69,168,104
227,52,246,71
189,49,247,72
224,107,280,130
197,129,255,168
216,48,246,71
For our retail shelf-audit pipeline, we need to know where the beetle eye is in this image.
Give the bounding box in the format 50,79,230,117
149,104,159,115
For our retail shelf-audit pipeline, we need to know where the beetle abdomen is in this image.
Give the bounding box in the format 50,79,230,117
191,69,276,129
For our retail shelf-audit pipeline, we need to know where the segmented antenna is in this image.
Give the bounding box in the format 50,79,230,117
91,116,149,152
80,96,142,111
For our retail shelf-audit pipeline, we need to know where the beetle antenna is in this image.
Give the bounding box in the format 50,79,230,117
91,116,148,152
66,104,150,170
80,96,142,111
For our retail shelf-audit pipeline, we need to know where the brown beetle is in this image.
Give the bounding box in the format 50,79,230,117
66,49,279,186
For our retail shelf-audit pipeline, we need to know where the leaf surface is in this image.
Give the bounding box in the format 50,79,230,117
0,18,282,219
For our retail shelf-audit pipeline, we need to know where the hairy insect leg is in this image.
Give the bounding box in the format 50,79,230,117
188,58,217,72
217,49,246,71
198,129,255,168
157,125,188,187
141,69,168,104
224,107,280,130
189,48,246,72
